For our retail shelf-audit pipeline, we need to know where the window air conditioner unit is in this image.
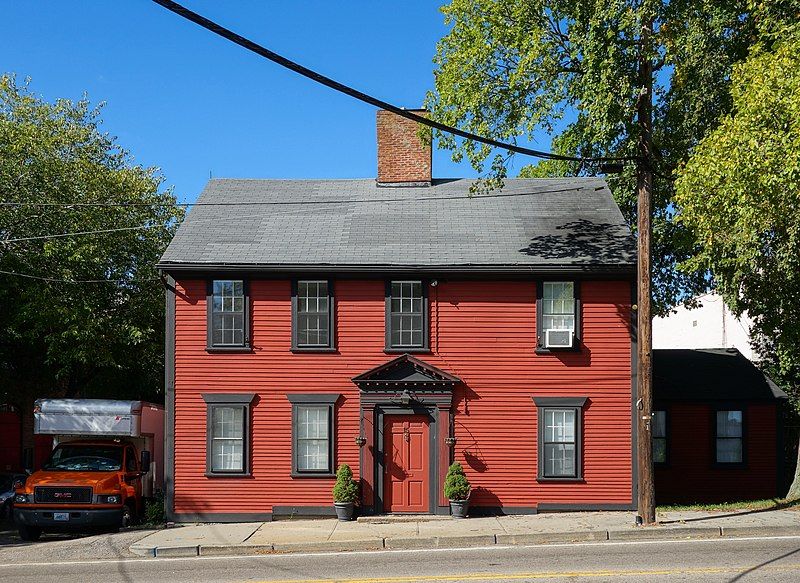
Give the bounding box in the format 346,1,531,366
545,329,573,348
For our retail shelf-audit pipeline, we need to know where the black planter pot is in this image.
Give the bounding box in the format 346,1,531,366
334,502,355,521
449,499,469,519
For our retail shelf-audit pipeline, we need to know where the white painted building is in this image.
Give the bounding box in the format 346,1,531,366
653,293,756,361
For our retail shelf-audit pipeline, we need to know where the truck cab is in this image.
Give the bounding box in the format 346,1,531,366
13,399,164,541
13,440,150,541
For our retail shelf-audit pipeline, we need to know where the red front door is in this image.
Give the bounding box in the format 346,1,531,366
384,415,429,513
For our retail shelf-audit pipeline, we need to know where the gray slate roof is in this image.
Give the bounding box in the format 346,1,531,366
159,177,635,272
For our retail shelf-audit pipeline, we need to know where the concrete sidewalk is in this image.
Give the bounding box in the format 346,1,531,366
130,507,800,558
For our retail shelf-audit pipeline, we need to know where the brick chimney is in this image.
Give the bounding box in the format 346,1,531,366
376,109,432,187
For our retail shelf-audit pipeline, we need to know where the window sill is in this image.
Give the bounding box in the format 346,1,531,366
291,472,336,479
384,348,432,354
291,347,338,353
205,472,252,478
535,346,582,355
206,346,253,354
537,476,584,483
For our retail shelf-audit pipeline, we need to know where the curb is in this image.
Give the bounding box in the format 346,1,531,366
130,524,800,558
496,531,608,545
608,526,721,540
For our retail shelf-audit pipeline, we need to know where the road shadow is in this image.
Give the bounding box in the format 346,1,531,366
726,545,800,582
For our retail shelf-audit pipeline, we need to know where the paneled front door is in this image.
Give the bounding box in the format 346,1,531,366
383,415,429,512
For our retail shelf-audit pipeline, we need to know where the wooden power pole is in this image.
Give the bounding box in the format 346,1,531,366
636,15,656,526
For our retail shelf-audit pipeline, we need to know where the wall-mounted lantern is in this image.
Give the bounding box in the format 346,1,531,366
444,436,457,447
354,435,367,447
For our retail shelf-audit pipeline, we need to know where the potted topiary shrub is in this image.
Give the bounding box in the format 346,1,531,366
332,463,359,521
443,462,471,518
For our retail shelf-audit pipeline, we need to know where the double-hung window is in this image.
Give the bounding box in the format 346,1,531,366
208,280,248,348
715,409,744,464
533,397,586,480
652,410,667,464
202,393,255,476
288,394,339,476
292,280,334,350
537,282,579,350
386,280,428,351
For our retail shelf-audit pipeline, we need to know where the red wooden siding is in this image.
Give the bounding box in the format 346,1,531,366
655,403,779,504
172,278,633,516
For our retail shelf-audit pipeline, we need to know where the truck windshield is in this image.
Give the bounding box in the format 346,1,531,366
43,445,124,471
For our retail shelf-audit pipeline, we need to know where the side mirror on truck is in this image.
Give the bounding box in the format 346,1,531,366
140,450,151,473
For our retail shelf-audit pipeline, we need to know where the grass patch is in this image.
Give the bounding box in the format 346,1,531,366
657,498,800,512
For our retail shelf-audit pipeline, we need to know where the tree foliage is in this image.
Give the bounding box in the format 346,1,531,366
0,75,183,409
332,463,359,503
443,461,471,500
674,23,800,497
426,0,798,313
675,24,800,398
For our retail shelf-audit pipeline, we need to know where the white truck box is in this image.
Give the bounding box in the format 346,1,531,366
34,399,165,497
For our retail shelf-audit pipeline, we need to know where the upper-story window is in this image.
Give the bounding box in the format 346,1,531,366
208,280,249,349
537,281,579,350
386,280,428,351
292,280,335,350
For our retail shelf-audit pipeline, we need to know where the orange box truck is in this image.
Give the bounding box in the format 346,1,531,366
13,399,164,541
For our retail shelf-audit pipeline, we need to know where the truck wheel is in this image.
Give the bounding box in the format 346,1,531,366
120,504,133,529
18,525,42,542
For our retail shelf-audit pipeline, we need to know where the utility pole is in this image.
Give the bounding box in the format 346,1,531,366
636,14,656,526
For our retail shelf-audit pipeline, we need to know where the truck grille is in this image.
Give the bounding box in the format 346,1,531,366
34,486,93,504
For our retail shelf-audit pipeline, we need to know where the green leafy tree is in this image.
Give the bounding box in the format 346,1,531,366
332,463,359,503
426,0,798,313
674,24,800,498
0,75,183,454
443,461,471,500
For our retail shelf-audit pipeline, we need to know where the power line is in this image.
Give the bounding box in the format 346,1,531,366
0,269,158,284
151,0,637,165
0,184,590,210
1,224,170,244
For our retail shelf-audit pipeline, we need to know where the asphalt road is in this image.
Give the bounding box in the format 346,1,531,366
0,516,157,562
1,533,800,582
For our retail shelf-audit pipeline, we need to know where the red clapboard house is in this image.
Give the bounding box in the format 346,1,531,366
157,110,639,521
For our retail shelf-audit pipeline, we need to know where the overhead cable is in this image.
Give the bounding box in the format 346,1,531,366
150,0,637,165
0,268,158,284
0,224,169,244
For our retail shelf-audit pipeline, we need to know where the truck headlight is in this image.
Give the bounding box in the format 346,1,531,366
14,494,29,503
99,495,120,504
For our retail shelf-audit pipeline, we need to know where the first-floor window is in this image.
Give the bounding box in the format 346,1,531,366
212,406,244,471
543,409,576,477
202,393,255,475
533,397,586,480
716,410,743,464
297,406,329,471
652,410,667,464
288,394,339,476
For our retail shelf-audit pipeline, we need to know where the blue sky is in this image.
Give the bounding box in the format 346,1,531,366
2,1,551,204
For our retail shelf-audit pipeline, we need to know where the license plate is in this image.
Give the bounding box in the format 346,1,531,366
53,512,69,521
